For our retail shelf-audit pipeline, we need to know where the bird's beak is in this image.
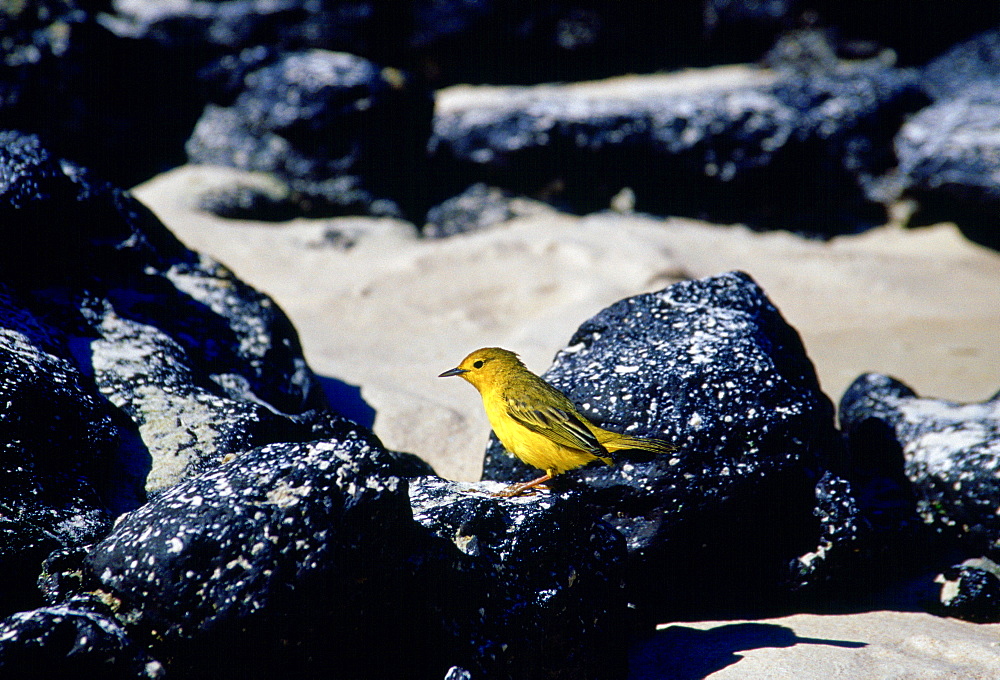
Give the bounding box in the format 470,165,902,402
438,367,468,378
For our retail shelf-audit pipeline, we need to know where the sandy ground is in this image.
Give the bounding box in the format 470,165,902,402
133,164,1000,679
634,609,1000,679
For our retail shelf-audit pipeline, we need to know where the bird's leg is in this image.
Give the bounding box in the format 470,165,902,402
493,471,553,498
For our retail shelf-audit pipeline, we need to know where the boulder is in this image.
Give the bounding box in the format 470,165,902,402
431,65,924,232
101,0,399,67
186,50,433,219
0,595,159,680
482,271,844,616
840,373,1000,622
840,373,1000,551
83,435,423,679
935,558,1000,623
0,2,203,186
423,183,555,237
0,131,370,497
409,476,629,680
896,29,1000,246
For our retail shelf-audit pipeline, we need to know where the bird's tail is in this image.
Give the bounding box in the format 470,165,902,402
598,431,677,456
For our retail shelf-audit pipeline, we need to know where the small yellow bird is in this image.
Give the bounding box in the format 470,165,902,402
439,347,676,496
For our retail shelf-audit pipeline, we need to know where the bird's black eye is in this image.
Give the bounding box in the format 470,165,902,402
473,360,484,369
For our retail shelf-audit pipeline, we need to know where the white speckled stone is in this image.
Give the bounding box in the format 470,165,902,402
84,434,418,677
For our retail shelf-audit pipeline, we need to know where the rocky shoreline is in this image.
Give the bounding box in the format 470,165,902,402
2,2,1000,678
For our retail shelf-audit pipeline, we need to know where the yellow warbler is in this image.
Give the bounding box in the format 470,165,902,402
439,347,676,496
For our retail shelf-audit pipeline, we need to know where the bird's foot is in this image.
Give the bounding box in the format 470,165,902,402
491,473,553,498
491,484,550,498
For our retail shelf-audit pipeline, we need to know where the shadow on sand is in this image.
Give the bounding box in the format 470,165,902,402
316,375,377,429
630,621,867,680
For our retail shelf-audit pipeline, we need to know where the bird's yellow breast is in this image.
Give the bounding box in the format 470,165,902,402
482,389,600,475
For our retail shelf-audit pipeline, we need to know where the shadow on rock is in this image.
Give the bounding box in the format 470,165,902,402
630,622,867,680
908,200,1000,252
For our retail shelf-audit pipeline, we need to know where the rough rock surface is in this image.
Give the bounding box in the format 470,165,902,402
431,65,924,231
0,1,203,186
83,435,420,679
409,476,629,680
840,373,1000,622
482,271,843,615
0,131,362,497
423,183,554,237
0,595,159,679
935,557,1000,623
0,132,127,614
0,318,120,611
840,373,1000,550
186,49,433,219
895,29,1000,246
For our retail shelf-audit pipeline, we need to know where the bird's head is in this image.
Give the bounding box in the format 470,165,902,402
438,347,524,392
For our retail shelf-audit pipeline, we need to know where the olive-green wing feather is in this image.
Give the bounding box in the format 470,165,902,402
503,392,609,457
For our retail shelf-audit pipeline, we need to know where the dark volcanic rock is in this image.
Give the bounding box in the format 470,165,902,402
84,435,422,680
2,133,441,674
810,0,1000,66
0,2,203,186
186,49,433,219
840,373,1000,551
0,595,159,680
405,1,708,85
424,183,519,237
409,476,629,680
935,558,1000,623
443,667,473,680
0,131,372,498
430,64,924,232
0,320,121,614
921,28,1000,103
423,183,552,237
0,134,142,611
101,0,399,67
786,456,924,597
482,271,842,616
896,29,1000,247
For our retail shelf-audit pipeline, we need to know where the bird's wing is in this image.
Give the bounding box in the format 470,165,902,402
504,395,608,456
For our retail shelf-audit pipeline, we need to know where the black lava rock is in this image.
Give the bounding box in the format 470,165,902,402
0,2,204,186
443,667,473,680
83,434,422,680
424,183,517,237
786,471,863,589
935,558,1000,623
0,300,124,527
921,28,1000,103
186,50,433,219
810,0,1000,67
0,187,128,612
404,2,711,85
0,595,159,680
101,0,399,69
430,64,924,232
785,455,925,601
423,183,554,237
840,373,1000,552
0,131,373,498
483,271,841,616
896,29,1000,247
409,476,629,680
